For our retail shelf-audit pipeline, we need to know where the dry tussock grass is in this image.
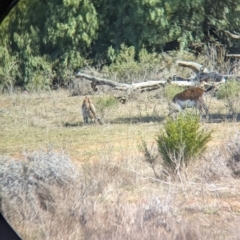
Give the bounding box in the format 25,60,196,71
1,89,240,239
1,143,240,239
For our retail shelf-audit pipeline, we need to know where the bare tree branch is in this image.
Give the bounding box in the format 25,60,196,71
75,72,130,91
176,60,237,82
226,54,240,58
75,72,195,94
224,30,240,40
194,72,226,82
176,60,209,74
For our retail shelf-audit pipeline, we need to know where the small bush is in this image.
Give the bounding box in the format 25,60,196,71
95,95,119,121
0,150,79,221
216,80,240,99
225,133,240,177
102,44,165,83
164,84,185,101
96,95,119,109
215,80,240,120
156,113,211,175
25,75,51,92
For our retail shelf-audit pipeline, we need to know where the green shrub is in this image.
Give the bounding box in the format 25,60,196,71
102,44,165,83
164,84,185,101
215,80,240,121
25,75,51,92
95,95,119,121
102,44,139,83
216,80,240,99
96,95,119,109
156,113,211,174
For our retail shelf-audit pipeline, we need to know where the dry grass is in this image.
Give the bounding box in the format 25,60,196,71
1,89,240,239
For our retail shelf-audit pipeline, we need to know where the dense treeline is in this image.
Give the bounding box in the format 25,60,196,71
1,0,240,91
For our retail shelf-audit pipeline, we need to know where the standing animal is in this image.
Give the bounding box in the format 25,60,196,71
169,87,211,118
81,96,102,124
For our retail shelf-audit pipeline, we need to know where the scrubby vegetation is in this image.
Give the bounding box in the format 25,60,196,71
156,113,211,177
216,80,240,120
164,84,185,101
1,135,240,239
2,2,240,238
1,87,240,239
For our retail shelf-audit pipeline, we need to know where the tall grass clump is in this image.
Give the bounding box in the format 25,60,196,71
156,113,211,177
216,80,240,121
0,150,79,223
95,95,119,121
225,133,240,178
96,95,119,108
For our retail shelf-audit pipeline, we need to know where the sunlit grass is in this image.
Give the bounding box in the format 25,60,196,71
0,90,165,162
1,89,240,239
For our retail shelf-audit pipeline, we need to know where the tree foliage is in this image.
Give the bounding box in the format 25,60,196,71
0,0,98,89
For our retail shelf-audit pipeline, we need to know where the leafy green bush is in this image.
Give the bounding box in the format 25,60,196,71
95,95,119,121
156,113,211,174
25,75,51,92
103,44,164,83
0,46,19,93
164,84,184,101
216,80,240,99
102,44,138,82
96,95,119,109
215,80,240,121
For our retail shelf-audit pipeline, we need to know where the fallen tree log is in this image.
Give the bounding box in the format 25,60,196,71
75,60,240,103
171,75,193,82
75,72,130,91
75,72,196,94
75,72,167,91
226,54,240,58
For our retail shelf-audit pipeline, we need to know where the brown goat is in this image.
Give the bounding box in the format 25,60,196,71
81,96,101,124
169,87,209,118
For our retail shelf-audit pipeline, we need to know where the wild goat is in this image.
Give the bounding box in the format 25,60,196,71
169,87,212,118
81,96,102,124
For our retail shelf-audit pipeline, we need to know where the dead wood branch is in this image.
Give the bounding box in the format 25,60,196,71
176,60,240,82
76,72,169,92
76,72,195,93
176,60,209,74
194,72,226,83
75,72,130,91
222,75,240,81
226,54,240,58
76,58,240,99
224,30,240,40
171,75,193,82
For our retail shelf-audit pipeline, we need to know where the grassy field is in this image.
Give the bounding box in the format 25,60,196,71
1,88,240,239
0,88,236,159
